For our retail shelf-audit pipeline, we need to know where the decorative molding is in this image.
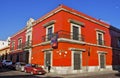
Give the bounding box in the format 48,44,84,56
33,6,109,28
58,38,86,45
43,20,56,27
32,38,111,49
97,51,108,54
69,48,86,52
11,28,26,38
96,28,106,33
41,48,53,52
86,42,112,49
62,8,109,28
68,19,84,26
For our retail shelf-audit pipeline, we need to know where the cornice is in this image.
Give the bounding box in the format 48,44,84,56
33,5,110,28
11,28,26,38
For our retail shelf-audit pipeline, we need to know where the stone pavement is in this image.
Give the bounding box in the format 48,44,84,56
44,70,118,78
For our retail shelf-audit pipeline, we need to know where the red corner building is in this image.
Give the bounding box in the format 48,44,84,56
31,5,112,74
9,18,35,63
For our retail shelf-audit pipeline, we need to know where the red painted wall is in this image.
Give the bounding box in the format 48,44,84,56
32,5,112,67
10,29,26,50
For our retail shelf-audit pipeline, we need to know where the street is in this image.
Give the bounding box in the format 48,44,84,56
0,68,120,78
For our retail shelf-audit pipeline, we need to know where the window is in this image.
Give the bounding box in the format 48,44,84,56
26,35,30,46
18,38,22,49
118,38,120,47
46,25,54,41
71,23,81,40
11,41,15,50
99,53,106,68
97,31,104,45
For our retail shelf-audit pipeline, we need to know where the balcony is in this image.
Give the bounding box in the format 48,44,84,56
42,30,84,43
15,41,32,50
22,41,32,50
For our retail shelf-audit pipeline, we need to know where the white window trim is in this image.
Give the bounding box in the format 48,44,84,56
71,50,82,70
71,23,81,40
18,38,22,49
12,41,15,51
44,51,53,68
97,51,107,69
46,24,54,41
96,31,104,45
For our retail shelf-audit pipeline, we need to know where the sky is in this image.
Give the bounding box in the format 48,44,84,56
0,0,120,40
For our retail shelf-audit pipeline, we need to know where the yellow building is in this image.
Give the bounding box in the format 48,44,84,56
0,46,10,61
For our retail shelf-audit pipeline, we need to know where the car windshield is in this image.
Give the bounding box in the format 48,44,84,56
6,61,11,62
26,64,31,66
21,63,26,66
32,64,39,68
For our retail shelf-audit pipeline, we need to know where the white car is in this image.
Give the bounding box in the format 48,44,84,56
2,60,12,67
15,62,26,71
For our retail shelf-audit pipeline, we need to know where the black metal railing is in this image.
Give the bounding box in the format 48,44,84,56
22,41,32,49
16,41,32,50
97,39,105,46
42,30,84,42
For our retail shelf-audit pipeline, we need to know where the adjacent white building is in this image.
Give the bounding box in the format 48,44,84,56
0,37,10,49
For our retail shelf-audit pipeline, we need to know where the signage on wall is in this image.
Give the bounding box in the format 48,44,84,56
51,33,58,49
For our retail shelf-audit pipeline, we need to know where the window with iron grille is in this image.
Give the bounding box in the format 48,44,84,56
71,23,81,41
97,31,104,45
18,38,22,49
48,27,53,41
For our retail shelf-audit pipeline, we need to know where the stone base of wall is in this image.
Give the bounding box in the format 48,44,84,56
49,65,113,74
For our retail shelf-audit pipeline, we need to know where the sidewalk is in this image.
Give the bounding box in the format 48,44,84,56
45,70,118,78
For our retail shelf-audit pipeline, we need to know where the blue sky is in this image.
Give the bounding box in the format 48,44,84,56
0,0,120,40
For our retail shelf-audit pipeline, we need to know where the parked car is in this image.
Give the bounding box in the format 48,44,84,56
15,62,26,71
24,64,46,75
1,60,12,67
0,61,2,68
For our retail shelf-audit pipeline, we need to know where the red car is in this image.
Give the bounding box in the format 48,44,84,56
0,61,2,68
24,64,46,75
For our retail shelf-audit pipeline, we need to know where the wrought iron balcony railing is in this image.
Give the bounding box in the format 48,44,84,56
10,41,32,51
22,41,32,49
42,30,84,42
97,39,105,46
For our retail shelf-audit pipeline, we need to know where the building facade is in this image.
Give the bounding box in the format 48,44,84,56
110,26,120,71
9,18,34,63
31,5,112,74
0,37,10,61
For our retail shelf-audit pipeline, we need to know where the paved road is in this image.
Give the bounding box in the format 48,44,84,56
0,68,120,78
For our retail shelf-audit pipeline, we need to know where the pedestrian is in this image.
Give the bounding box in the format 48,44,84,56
48,63,51,73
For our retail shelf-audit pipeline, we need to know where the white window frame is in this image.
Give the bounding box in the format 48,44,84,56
46,24,54,41
11,41,15,50
71,50,82,70
71,23,81,40
96,31,104,45
98,51,107,69
18,38,22,49
44,51,53,68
